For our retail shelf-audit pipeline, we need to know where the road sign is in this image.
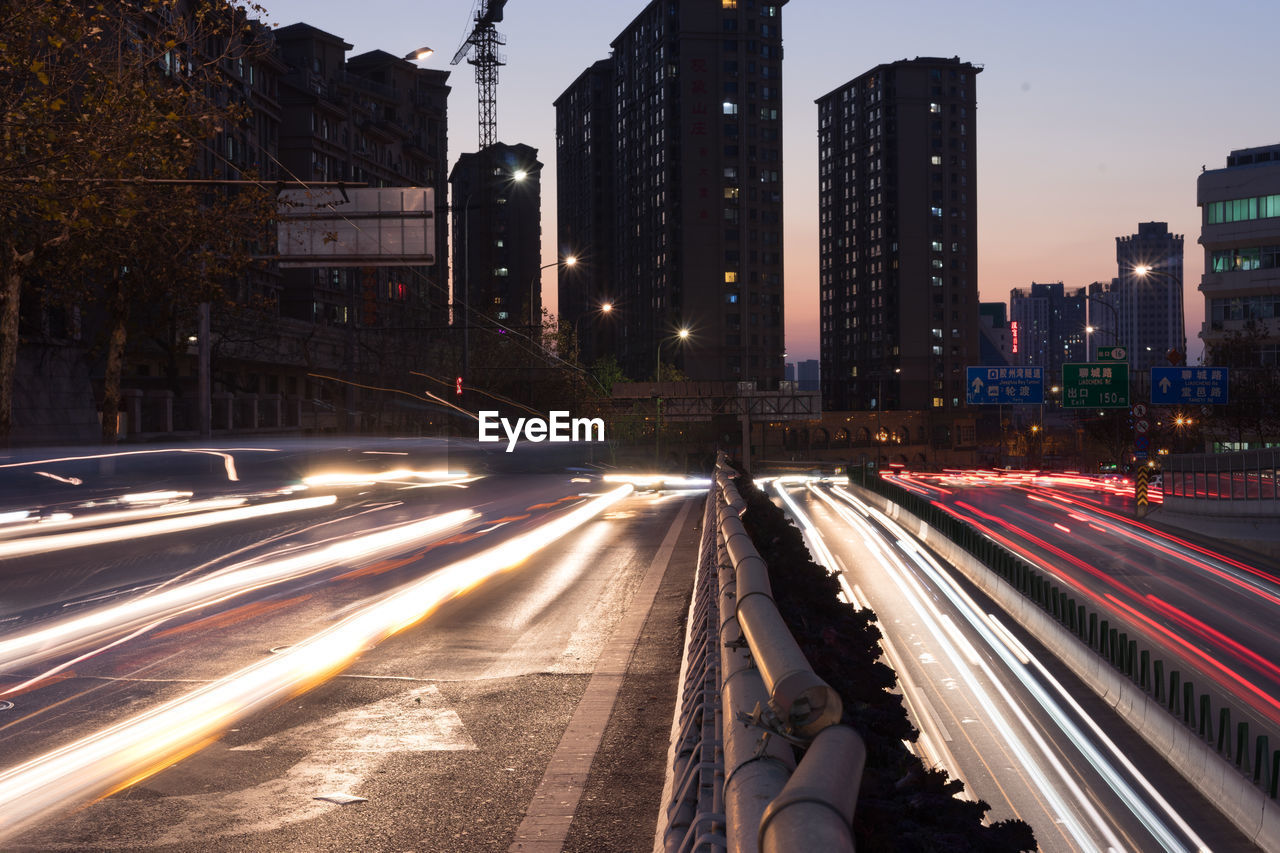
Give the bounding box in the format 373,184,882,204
1132,403,1148,418
966,366,1045,405
1135,419,1149,434
1062,363,1129,408
1135,435,1150,450
1097,346,1128,362
1151,367,1229,405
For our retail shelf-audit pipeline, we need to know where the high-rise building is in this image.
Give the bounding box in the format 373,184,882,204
1197,144,1280,367
555,0,789,384
1008,282,1086,379
449,143,543,333
817,57,981,412
1115,221,1185,373
978,302,1013,367
554,59,616,368
275,26,451,332
795,358,820,391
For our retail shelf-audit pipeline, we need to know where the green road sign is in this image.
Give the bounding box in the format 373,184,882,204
1062,362,1129,408
1096,345,1128,362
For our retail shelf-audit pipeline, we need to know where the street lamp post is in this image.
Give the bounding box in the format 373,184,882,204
655,327,690,467
529,255,576,337
574,301,612,362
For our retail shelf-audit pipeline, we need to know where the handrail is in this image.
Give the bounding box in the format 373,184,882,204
656,453,861,853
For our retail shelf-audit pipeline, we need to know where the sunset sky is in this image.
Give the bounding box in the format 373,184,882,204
262,0,1276,366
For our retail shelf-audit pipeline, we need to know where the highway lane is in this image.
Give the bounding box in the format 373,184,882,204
778,479,1252,852
889,471,1280,752
0,440,703,846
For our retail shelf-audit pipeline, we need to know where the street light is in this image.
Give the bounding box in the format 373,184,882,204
656,327,690,381
573,300,612,361
654,327,690,467
403,46,434,61
529,255,576,332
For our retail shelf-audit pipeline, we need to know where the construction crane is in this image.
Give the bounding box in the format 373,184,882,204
451,0,508,149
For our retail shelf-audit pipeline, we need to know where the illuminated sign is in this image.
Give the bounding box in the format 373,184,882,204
1010,320,1019,354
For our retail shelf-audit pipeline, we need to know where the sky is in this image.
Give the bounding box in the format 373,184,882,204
260,0,1277,366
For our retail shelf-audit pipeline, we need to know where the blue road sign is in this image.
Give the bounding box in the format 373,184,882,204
1151,367,1229,405
1134,435,1150,451
966,366,1044,405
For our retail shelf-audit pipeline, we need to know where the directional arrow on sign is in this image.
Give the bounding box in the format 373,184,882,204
971,377,984,394
1158,376,1172,394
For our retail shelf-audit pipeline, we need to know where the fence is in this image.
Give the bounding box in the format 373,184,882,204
1163,448,1280,505
659,454,863,853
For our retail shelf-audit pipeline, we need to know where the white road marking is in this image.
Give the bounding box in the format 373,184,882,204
19,685,472,848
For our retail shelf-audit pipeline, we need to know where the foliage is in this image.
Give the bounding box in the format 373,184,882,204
1202,322,1280,448
733,470,1037,852
0,0,271,443
588,353,628,396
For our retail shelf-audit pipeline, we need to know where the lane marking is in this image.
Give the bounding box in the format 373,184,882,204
509,498,695,853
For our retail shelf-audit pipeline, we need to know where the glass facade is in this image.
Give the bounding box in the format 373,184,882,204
1205,193,1280,224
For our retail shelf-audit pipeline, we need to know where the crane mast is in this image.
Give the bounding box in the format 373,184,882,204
451,0,508,149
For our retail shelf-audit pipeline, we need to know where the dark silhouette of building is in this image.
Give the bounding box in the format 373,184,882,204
978,302,1012,367
1115,221,1185,373
555,0,789,385
1086,279,1121,359
795,358,820,391
817,57,981,412
449,143,543,335
554,59,616,368
274,26,451,332
1009,282,1086,380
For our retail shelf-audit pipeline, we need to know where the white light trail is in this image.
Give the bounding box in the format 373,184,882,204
0,495,335,559
0,485,633,841
0,503,469,680
830,486,1209,852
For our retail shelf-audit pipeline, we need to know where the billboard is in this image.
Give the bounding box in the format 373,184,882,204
277,187,435,267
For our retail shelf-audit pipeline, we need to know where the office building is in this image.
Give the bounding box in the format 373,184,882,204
817,57,981,411
1008,282,1086,379
1114,221,1185,373
555,0,789,384
1197,144,1280,366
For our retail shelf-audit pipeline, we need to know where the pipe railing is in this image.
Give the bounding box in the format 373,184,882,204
659,453,863,853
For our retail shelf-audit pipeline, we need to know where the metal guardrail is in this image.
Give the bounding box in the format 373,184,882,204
1162,448,1280,503
660,453,863,853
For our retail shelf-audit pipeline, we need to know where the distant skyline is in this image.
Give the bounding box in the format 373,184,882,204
260,0,1277,366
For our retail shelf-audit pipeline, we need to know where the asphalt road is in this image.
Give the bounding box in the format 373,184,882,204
0,440,703,851
887,471,1280,750
782,479,1256,852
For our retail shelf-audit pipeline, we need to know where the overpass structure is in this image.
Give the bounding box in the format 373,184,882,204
611,381,821,469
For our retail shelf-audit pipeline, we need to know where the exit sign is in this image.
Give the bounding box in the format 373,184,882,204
1097,346,1128,362
1062,362,1130,408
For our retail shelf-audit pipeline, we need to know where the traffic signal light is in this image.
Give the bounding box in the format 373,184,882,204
455,376,464,396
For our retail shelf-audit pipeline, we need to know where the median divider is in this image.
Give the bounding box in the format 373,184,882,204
852,474,1280,851
658,453,861,853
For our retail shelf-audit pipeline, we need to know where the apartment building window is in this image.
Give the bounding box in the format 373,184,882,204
723,101,738,115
